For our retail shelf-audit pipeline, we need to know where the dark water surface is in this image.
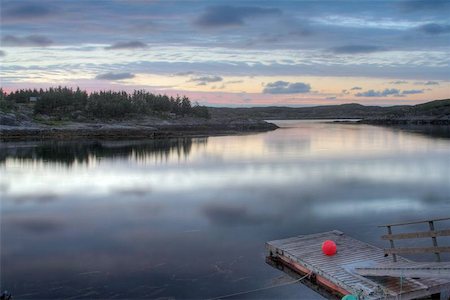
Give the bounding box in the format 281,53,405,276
1,121,450,299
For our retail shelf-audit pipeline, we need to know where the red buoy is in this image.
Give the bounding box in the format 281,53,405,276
322,240,337,256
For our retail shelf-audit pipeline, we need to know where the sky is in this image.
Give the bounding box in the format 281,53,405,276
0,0,449,107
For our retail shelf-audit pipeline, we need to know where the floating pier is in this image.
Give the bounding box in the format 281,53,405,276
266,230,450,299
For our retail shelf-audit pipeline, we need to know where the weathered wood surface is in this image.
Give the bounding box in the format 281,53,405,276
379,217,450,263
381,229,450,240
266,231,450,300
384,246,450,255
378,217,450,228
355,262,450,278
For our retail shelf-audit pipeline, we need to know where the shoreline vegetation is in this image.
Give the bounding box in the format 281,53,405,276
0,87,448,141
0,87,278,140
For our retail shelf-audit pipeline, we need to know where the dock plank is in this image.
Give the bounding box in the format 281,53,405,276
355,262,450,278
266,231,450,300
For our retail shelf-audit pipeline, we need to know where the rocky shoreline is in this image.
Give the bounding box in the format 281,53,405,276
0,119,278,141
359,118,449,126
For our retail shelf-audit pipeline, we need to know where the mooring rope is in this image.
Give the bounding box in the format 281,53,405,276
208,272,312,300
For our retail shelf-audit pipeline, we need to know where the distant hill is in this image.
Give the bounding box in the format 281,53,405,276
361,99,450,125
210,99,450,125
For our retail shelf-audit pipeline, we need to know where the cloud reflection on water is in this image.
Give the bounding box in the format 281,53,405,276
202,203,278,226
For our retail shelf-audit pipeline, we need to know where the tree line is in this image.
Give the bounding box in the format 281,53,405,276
0,87,210,119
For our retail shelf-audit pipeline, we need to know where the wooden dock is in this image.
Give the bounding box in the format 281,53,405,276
266,230,450,299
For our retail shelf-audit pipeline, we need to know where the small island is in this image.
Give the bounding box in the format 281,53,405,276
0,87,278,141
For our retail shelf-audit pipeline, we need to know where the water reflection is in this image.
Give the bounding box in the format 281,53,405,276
0,137,207,166
1,121,450,299
382,124,450,140
202,203,279,226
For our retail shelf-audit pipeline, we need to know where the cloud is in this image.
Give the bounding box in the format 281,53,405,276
2,35,53,47
192,75,223,82
95,72,135,80
402,89,424,94
174,71,195,76
389,80,408,84
190,75,223,85
402,0,450,11
289,28,314,37
418,23,450,35
1,2,56,21
350,86,362,90
263,81,311,94
0,50,6,57
105,41,148,50
414,81,440,85
194,5,281,28
330,45,386,54
326,96,337,100
355,88,400,97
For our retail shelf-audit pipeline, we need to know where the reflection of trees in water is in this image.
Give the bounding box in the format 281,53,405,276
0,137,208,166
392,125,450,140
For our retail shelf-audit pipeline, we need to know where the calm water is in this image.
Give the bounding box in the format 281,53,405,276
1,120,450,299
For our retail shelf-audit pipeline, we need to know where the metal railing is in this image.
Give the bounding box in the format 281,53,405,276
378,217,450,262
